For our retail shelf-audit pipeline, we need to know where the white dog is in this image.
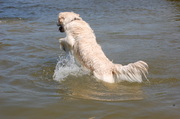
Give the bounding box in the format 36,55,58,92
57,12,148,83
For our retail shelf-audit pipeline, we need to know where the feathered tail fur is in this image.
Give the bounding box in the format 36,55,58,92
114,61,148,83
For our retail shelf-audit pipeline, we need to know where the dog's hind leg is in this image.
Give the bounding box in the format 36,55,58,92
93,71,115,83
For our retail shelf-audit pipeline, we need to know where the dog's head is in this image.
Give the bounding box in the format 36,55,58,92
57,12,82,33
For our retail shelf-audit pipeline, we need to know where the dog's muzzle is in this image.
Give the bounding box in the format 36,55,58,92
59,26,64,32
57,22,65,32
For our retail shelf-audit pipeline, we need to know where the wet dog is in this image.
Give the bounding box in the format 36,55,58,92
57,12,148,83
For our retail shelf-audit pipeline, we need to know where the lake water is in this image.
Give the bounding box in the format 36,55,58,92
0,0,179,119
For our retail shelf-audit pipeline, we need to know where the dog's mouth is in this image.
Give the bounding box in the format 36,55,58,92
59,26,64,32
57,22,65,32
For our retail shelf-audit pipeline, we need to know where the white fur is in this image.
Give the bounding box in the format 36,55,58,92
58,12,148,83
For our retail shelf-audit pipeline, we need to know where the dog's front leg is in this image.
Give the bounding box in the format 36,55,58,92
59,36,75,54
59,37,70,52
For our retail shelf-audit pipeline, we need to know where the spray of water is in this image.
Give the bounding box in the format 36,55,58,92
53,53,144,101
53,52,81,82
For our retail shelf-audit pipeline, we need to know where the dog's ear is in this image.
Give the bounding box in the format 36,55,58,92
73,13,82,20
74,16,81,20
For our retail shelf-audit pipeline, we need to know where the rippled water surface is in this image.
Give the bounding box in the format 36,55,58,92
0,0,179,119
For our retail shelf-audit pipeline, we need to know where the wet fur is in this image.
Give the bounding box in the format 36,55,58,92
57,12,148,83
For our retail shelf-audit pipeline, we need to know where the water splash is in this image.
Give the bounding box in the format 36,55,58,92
53,53,145,101
53,52,81,82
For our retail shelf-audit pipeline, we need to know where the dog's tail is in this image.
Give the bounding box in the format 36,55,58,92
114,61,148,83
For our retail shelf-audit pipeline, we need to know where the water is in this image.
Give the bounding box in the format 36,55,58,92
0,0,179,118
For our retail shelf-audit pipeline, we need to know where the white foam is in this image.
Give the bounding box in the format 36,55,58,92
53,52,81,82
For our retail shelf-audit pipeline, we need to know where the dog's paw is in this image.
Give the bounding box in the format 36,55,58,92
59,38,71,52
59,38,65,43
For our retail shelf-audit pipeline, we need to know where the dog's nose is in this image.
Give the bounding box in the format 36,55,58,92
59,26,65,32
